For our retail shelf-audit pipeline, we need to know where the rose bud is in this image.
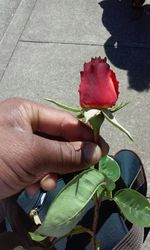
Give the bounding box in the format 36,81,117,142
79,57,119,109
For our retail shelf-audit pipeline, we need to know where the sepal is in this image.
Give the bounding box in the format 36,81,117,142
102,110,133,141
45,98,81,112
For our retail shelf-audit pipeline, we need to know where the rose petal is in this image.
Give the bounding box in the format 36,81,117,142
79,57,119,109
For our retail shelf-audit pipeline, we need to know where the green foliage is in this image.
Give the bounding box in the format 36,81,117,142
35,168,105,238
96,240,100,250
69,225,93,237
38,96,148,250
29,232,47,242
105,178,116,192
102,110,133,141
45,98,81,112
98,156,119,200
109,102,129,113
114,189,150,227
99,156,120,182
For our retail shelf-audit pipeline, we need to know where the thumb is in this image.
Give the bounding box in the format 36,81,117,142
31,135,102,175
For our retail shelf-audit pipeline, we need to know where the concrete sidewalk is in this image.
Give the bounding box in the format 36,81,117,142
0,0,149,248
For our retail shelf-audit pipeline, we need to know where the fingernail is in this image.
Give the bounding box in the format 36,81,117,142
40,174,57,191
82,143,102,165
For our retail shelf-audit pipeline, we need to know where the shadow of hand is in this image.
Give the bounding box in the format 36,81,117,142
99,0,150,91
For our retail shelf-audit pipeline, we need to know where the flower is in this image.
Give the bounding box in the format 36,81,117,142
79,57,119,109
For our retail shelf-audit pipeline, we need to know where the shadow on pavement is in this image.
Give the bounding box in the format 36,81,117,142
99,0,150,91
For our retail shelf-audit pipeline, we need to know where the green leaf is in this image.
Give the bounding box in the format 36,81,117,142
114,189,150,227
76,111,84,119
70,225,93,237
45,98,81,113
96,185,105,199
102,110,133,141
96,240,100,250
89,114,104,134
105,177,116,192
99,156,120,182
29,232,47,242
109,102,129,113
36,168,105,238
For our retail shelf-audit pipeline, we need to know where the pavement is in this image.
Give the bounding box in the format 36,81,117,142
0,0,149,248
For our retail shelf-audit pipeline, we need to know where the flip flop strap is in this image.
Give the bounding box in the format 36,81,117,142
113,225,144,250
113,160,146,249
130,166,146,190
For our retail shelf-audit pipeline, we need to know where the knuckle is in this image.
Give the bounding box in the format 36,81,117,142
58,142,81,173
59,114,77,138
5,97,23,106
7,97,22,103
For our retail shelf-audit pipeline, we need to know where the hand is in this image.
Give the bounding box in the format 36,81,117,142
0,98,109,199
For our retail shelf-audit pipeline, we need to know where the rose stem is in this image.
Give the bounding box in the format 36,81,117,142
93,129,100,170
91,193,99,250
91,129,101,250
89,114,104,250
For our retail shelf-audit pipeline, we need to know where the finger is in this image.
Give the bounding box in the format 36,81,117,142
25,173,58,196
22,100,109,154
40,174,58,191
21,99,94,141
30,135,102,175
98,136,109,156
25,182,41,196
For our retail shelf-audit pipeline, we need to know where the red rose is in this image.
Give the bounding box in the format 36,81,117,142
79,57,119,109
